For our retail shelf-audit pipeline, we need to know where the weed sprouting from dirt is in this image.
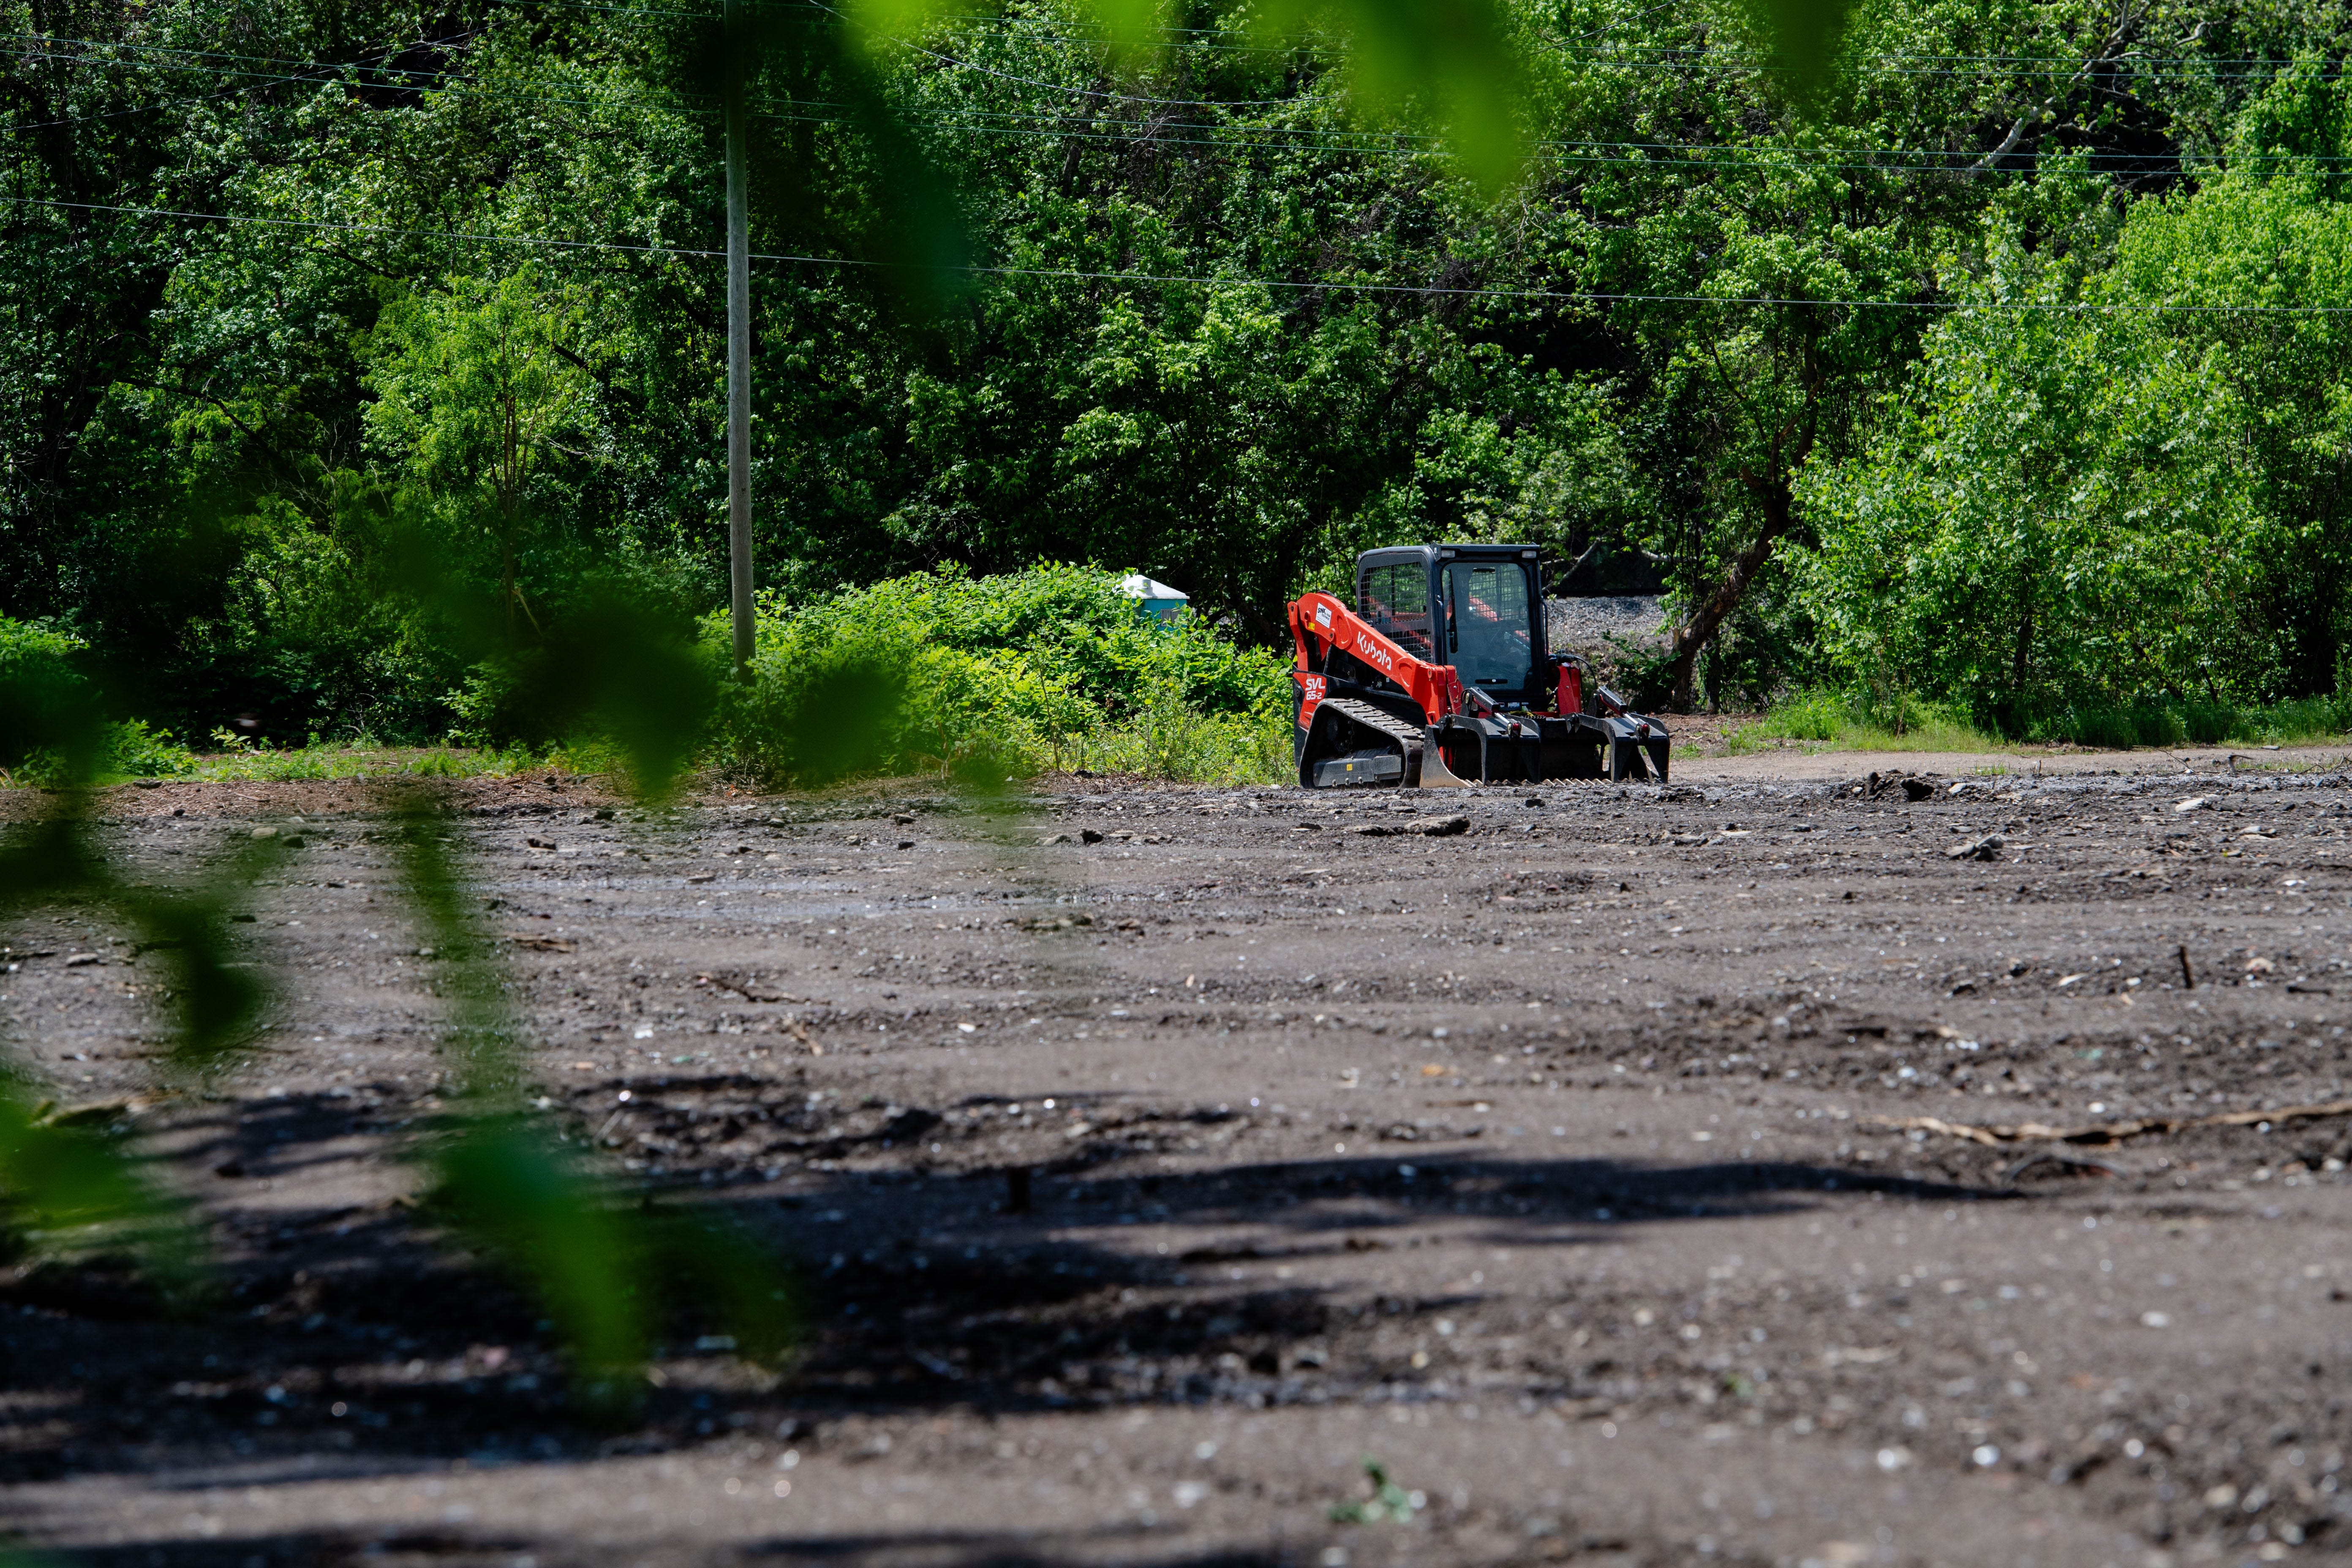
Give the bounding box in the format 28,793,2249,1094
1327,1456,1427,1525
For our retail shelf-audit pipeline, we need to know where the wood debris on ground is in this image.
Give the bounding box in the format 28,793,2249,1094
1873,1099,2352,1147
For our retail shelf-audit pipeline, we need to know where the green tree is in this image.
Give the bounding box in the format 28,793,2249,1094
1795,157,2324,725
365,266,599,629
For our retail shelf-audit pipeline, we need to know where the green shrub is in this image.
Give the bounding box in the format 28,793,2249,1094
1066,681,1294,785
2244,694,2352,744
0,616,98,776
428,579,714,797
0,621,200,783
2047,705,2145,750
2175,702,2238,746
102,721,197,779
1759,689,1845,743
713,565,1290,788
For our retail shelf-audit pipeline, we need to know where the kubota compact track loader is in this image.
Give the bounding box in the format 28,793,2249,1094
1287,543,1669,789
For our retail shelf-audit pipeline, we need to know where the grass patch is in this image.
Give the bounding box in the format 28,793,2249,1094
1728,691,2003,754
2034,694,2351,749
1731,688,2352,757
2232,696,2352,746
3,737,578,789
185,743,545,783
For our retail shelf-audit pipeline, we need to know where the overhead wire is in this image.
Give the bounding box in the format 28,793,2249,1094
2,29,473,74
748,103,2208,174
0,0,2290,294
187,0,2325,116
13,193,2352,316
487,0,2342,72
3,27,486,132
11,11,2327,133
795,0,1312,106
1,39,2262,174
452,0,2328,87
13,48,714,122
477,0,2352,84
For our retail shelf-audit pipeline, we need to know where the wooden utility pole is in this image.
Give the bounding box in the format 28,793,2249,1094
724,0,753,678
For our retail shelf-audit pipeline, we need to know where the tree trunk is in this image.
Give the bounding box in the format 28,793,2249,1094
1666,479,1797,710
2011,580,2034,694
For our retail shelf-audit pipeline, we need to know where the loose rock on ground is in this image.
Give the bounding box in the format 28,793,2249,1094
3,752,2349,1567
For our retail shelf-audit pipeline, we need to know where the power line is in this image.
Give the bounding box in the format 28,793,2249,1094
773,93,2222,169
476,0,2352,88
15,194,2352,315
4,29,482,133
2,43,2256,175
12,48,705,122
66,0,2292,96
752,103,2212,175
11,15,2325,137
1,29,473,74
479,0,2346,74
800,0,1309,107
0,10,2295,185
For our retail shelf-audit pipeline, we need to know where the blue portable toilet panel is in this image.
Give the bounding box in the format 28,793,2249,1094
1119,573,1190,624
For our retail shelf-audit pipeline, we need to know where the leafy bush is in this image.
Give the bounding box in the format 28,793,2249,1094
0,616,95,773
102,721,197,779
1756,689,1846,743
2249,695,2352,744
1065,685,1293,785
422,575,714,798
171,496,469,747
2,621,89,776
0,620,199,783
713,565,1290,787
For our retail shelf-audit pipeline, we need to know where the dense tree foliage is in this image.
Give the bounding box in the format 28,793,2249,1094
4,0,2349,746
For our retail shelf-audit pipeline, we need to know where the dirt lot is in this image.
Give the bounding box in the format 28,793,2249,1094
4,744,2351,1568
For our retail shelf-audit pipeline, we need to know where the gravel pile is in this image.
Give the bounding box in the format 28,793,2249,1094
1545,593,1668,655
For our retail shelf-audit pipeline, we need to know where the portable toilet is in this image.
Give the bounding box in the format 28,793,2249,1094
1119,573,1189,625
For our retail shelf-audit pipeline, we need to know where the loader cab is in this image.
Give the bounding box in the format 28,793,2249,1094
1357,544,1547,704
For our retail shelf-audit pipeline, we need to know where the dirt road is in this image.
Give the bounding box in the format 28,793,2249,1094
4,749,2349,1568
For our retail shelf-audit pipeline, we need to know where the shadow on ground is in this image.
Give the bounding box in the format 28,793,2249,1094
1,1083,2011,1499
46,1524,1289,1568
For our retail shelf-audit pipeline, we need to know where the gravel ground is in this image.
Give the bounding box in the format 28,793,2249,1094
4,750,2351,1568
1543,598,1668,664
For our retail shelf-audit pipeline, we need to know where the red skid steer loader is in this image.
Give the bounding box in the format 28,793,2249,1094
1288,543,1669,789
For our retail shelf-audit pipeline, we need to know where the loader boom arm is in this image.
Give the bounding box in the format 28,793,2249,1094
1287,591,1465,724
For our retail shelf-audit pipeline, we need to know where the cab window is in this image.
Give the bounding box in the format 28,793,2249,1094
1361,562,1435,661
1446,561,1534,689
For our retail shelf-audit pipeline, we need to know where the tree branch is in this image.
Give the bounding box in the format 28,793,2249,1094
1968,7,2142,176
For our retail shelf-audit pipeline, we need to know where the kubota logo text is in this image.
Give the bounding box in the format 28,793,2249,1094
1352,630,1396,672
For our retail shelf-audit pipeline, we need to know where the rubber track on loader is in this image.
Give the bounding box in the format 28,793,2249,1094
1320,697,1426,755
